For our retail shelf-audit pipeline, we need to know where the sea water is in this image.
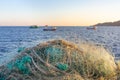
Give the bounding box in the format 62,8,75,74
0,26,120,65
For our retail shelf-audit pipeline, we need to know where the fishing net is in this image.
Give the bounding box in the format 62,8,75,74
0,39,117,80
17,47,26,53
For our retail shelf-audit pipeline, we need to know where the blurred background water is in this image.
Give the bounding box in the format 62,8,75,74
0,26,120,65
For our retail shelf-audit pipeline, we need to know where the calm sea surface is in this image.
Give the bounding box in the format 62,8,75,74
0,26,120,65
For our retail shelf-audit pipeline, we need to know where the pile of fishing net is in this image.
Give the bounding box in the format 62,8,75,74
0,40,117,80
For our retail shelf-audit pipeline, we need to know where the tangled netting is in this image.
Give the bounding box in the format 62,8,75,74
0,40,117,80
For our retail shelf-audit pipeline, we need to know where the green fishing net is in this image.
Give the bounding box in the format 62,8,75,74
56,63,68,71
45,46,63,56
7,56,31,74
0,40,116,80
45,46,64,62
0,73,6,80
17,47,25,53
44,46,69,71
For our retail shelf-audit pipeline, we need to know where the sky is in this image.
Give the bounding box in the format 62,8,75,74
0,0,120,26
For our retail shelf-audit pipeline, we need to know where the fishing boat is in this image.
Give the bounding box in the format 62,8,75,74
30,25,39,28
43,25,56,31
87,26,97,30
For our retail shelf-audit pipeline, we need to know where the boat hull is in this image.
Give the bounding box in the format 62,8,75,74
43,29,56,31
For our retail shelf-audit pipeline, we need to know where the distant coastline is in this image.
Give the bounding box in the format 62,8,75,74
94,20,120,26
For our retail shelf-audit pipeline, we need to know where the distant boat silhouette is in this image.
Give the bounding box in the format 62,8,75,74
30,25,39,28
87,26,97,30
43,25,56,31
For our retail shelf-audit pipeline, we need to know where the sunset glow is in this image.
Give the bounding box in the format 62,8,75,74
0,0,120,26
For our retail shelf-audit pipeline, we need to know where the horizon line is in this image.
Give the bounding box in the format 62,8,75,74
0,25,90,27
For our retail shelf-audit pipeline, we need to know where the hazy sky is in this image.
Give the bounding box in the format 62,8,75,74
0,0,120,26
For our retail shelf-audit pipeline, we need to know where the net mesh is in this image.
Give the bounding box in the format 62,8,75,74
0,39,117,80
